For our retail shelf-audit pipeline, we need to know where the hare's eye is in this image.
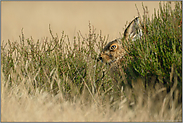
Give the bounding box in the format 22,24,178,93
110,44,117,50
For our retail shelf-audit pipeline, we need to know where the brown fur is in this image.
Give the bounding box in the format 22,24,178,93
99,17,142,65
98,17,143,90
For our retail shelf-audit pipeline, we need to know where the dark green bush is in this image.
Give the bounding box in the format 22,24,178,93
127,2,182,92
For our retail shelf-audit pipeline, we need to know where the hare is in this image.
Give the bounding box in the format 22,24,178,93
98,17,143,90
98,17,142,65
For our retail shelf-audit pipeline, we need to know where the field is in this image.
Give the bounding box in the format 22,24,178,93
2,1,166,42
1,1,182,122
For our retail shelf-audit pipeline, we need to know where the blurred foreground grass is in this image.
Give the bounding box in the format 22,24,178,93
1,2,182,122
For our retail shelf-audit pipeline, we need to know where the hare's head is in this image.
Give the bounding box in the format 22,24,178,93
98,38,126,65
98,17,142,65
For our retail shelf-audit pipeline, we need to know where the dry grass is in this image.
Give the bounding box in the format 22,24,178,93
1,69,182,122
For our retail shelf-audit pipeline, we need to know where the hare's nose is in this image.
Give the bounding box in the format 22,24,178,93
97,57,103,62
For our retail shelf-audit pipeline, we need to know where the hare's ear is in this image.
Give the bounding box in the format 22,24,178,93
124,17,143,41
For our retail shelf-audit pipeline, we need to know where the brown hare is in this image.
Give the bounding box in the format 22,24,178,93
98,17,143,90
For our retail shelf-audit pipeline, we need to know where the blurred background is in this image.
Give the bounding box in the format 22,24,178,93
2,1,166,42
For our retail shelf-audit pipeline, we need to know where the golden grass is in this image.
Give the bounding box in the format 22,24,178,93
1,70,182,122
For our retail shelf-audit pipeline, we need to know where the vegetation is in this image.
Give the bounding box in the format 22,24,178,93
1,2,182,122
125,2,182,94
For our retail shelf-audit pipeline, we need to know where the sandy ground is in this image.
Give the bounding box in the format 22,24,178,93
1,1,166,43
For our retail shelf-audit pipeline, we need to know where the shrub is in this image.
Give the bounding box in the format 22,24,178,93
125,2,182,94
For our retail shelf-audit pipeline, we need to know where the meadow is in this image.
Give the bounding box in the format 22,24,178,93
1,2,182,122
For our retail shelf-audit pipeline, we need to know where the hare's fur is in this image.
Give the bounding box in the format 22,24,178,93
98,17,143,89
99,17,142,65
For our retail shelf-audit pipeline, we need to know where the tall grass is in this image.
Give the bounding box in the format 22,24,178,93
1,1,182,122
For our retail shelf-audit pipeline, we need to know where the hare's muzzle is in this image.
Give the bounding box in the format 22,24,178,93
99,56,103,61
97,56,103,62
98,53,113,64
97,52,105,63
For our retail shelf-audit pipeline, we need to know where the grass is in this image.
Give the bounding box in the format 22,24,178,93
1,1,182,122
